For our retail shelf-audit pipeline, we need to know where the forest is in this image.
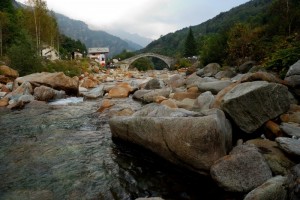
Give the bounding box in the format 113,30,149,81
142,0,300,76
0,0,87,76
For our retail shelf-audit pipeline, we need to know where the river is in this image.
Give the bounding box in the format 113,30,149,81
0,97,235,200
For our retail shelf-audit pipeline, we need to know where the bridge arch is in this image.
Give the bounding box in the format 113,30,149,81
116,53,175,71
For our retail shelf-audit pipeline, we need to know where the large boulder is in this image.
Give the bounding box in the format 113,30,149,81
0,65,19,79
34,86,56,101
285,60,300,97
81,85,104,99
16,72,79,95
210,144,272,192
221,81,290,133
109,106,232,174
276,137,300,156
246,139,295,175
197,80,232,94
196,63,221,77
243,176,288,200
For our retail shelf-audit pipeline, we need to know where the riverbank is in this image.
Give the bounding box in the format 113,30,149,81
1,61,300,199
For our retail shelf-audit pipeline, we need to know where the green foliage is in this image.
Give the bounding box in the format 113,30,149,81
131,57,154,71
175,58,192,69
59,34,87,59
199,33,227,66
184,27,198,57
265,34,300,77
113,49,135,60
42,60,82,77
7,31,42,76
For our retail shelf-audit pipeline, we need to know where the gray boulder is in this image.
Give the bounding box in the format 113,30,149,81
276,137,300,156
238,61,256,73
144,78,163,89
285,60,300,97
280,123,300,138
194,91,215,111
81,85,104,99
221,81,290,133
141,88,171,103
210,144,272,192
246,139,295,175
109,107,232,174
215,69,236,80
197,63,221,77
243,176,288,200
34,86,56,101
287,164,300,200
16,72,79,95
197,80,232,94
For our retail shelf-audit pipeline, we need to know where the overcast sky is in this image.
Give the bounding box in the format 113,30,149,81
17,0,249,40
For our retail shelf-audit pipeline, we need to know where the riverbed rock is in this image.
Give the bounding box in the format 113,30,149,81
80,77,98,88
18,94,35,103
0,97,9,107
6,81,33,102
140,88,171,103
243,176,288,200
241,71,285,84
97,99,115,112
194,91,215,111
287,164,300,200
166,74,186,88
246,139,295,175
81,85,104,99
197,63,221,77
221,81,290,133
197,80,232,95
280,123,300,138
109,106,232,174
285,60,300,97
215,69,236,80
210,144,272,192
160,99,178,108
276,137,300,156
0,65,19,79
136,198,164,200
144,78,163,89
171,92,200,101
237,61,255,73
16,72,79,95
34,86,56,101
108,86,130,98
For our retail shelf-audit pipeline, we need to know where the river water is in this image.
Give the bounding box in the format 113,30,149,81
0,97,234,200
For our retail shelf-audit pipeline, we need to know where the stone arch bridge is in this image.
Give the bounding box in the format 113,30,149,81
115,53,175,71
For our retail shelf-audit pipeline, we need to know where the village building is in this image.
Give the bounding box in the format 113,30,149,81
71,51,83,60
87,47,109,66
41,46,59,61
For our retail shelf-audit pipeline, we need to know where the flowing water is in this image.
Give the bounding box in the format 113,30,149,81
0,97,233,200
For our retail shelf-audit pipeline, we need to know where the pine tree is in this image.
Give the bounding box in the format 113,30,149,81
184,27,197,57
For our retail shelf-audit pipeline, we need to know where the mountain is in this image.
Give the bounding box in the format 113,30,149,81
54,13,142,56
107,29,153,47
142,0,273,56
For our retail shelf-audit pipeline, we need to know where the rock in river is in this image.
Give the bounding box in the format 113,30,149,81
109,105,232,174
16,72,79,95
221,81,290,133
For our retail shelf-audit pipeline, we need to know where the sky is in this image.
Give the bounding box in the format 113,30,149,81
17,0,250,40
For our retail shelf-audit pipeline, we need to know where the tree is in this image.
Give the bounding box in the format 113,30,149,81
184,27,198,57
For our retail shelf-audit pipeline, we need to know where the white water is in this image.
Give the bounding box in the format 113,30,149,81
48,97,84,105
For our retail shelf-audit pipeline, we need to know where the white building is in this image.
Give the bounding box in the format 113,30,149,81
87,47,109,66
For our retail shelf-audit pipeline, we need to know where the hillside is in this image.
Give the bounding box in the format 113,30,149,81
55,13,142,56
142,0,273,56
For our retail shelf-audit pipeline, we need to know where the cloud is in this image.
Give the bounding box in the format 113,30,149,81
17,0,249,39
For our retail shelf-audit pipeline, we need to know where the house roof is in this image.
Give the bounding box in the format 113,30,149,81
88,47,109,54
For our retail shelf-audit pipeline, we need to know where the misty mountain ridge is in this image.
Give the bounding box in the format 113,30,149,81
54,13,143,56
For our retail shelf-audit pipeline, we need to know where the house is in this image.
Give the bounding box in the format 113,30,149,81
41,46,59,61
71,51,83,59
87,47,109,66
